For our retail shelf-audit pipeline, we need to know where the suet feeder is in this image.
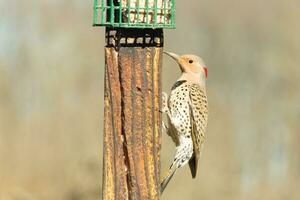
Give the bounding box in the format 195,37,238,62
94,1,176,199
93,0,176,28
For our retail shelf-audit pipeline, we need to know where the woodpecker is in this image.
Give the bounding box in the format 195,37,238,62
161,52,208,193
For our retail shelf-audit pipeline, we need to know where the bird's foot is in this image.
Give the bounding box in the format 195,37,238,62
161,92,169,113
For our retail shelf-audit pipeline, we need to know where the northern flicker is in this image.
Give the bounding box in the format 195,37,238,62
160,52,208,193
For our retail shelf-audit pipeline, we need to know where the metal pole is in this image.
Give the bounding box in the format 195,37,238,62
103,28,163,200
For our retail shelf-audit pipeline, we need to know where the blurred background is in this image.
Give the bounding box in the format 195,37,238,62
1,0,300,199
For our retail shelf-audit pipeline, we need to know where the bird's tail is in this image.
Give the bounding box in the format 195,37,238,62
160,166,177,194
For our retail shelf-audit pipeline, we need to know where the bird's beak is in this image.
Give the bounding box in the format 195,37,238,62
164,51,180,62
164,51,185,72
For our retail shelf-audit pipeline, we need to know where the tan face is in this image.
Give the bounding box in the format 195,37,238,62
164,52,208,79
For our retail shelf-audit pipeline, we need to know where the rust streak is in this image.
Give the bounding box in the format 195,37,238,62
130,49,142,199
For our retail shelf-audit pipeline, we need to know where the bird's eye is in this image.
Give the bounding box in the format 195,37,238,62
189,60,193,64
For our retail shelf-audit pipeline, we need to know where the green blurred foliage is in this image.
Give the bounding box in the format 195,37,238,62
0,0,300,199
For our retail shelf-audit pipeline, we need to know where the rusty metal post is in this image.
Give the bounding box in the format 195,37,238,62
103,28,163,200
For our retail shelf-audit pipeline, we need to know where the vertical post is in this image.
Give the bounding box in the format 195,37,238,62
103,28,163,200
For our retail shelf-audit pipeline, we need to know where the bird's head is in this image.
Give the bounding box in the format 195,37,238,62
164,51,208,81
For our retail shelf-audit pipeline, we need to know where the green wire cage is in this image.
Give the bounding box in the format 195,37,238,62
93,0,176,29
